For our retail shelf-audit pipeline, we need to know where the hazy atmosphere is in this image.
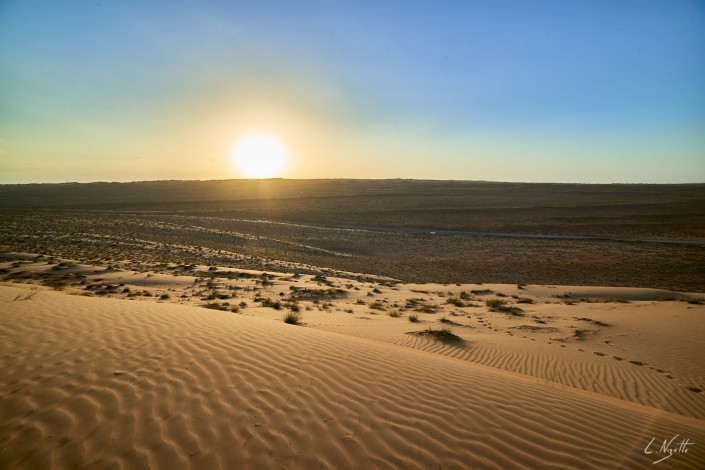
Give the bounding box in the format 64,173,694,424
1,0,704,184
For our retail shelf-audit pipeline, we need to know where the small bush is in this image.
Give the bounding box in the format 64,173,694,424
415,305,439,314
388,311,401,318
414,327,462,343
471,289,494,295
486,299,509,311
486,299,523,315
408,314,419,323
261,299,283,310
41,279,67,291
283,311,302,325
203,302,228,311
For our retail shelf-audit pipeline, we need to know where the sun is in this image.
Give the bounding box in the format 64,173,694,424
231,132,289,178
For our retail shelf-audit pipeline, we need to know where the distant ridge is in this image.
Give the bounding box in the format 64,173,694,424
2,178,703,208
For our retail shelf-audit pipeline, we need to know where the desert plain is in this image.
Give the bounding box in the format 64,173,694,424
1,179,704,469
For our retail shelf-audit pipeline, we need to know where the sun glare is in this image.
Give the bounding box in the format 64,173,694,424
231,132,289,178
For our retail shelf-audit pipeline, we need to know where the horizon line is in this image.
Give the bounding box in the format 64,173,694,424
2,177,705,187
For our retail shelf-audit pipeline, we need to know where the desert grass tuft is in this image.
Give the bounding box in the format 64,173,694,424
261,298,283,310
13,289,39,301
41,279,67,291
445,297,466,307
415,304,439,314
202,302,229,311
486,298,523,315
415,327,462,343
282,310,302,325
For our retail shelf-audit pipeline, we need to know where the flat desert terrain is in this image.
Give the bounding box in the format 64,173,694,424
2,180,704,290
1,180,704,468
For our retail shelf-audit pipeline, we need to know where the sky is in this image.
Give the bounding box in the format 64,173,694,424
1,0,704,184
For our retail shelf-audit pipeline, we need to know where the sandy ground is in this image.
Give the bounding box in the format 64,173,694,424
2,253,705,468
3,208,704,292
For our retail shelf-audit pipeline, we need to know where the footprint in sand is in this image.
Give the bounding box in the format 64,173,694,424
593,351,606,357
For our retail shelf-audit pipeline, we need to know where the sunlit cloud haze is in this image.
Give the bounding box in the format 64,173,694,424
1,0,704,183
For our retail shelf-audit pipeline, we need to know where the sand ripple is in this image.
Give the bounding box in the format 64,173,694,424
2,287,704,469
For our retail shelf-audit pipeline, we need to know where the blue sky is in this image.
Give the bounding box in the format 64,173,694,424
1,0,704,183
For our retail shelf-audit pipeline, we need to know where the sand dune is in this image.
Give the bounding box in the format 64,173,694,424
2,284,704,469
